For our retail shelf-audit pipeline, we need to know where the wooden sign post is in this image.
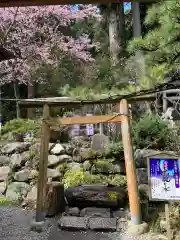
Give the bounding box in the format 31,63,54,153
165,203,172,240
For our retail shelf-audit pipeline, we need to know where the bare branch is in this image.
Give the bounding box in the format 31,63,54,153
1,7,19,45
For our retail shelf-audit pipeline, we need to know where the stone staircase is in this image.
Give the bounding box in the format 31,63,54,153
58,207,129,232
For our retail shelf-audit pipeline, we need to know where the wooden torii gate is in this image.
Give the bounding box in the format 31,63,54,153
19,97,142,226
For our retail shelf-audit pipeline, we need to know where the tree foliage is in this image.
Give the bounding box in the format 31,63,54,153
128,0,180,87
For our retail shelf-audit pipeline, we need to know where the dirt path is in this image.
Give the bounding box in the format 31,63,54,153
0,207,165,240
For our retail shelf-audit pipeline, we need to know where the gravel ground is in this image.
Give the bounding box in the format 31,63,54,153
0,207,163,240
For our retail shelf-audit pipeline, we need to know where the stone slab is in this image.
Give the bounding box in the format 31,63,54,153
58,216,88,230
80,207,110,218
91,134,110,153
113,209,130,219
136,168,148,184
88,217,117,231
67,207,80,216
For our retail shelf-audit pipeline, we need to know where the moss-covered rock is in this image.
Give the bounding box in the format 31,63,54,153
56,162,68,174
92,160,113,174
62,169,111,188
62,169,91,188
73,148,101,163
91,159,124,174
83,160,92,171
104,141,124,160
109,175,127,188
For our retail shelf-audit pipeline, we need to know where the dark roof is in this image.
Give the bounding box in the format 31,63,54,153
0,47,14,62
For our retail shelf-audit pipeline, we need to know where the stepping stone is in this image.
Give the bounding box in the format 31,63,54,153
67,207,80,216
113,209,130,218
58,216,88,230
80,207,110,218
88,217,117,231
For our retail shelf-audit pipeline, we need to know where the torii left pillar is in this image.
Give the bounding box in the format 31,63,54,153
36,104,50,222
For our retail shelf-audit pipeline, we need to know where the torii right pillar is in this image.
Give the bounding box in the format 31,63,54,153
120,99,142,225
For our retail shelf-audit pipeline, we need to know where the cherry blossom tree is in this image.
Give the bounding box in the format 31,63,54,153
0,5,99,117
0,5,99,84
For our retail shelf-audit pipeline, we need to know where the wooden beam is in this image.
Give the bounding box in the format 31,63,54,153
36,104,50,222
49,114,122,126
17,94,156,108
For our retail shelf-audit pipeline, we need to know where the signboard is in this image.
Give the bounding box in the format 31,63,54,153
69,115,80,137
148,155,180,201
86,114,94,136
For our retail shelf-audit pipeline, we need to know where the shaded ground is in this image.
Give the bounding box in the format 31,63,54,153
0,207,162,240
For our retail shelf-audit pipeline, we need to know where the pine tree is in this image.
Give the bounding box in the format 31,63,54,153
128,0,180,88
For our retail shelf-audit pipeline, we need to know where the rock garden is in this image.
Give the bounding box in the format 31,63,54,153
0,114,179,238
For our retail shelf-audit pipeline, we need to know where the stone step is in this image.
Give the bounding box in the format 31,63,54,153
58,216,119,231
65,206,130,219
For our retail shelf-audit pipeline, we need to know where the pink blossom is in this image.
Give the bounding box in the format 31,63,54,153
0,5,100,84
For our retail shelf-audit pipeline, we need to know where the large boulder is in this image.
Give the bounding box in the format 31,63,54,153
71,136,90,148
6,182,30,201
48,155,60,167
23,185,37,207
134,149,161,168
67,162,81,172
50,144,65,155
0,155,10,166
65,184,127,209
10,153,26,169
1,142,31,154
79,148,93,161
138,184,149,200
47,168,61,179
14,169,38,182
0,166,10,181
73,148,94,163
62,144,74,155
58,154,72,164
136,168,148,184
92,160,125,174
20,151,31,163
0,181,6,194
25,155,39,170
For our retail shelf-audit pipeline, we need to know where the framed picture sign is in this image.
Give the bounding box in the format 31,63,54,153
147,153,180,201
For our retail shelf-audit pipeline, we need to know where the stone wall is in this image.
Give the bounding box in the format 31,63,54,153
0,136,127,207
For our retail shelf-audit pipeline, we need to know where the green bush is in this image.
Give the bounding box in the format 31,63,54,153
62,169,111,188
132,114,177,150
109,174,127,188
1,118,41,140
62,169,92,188
92,159,113,174
104,141,124,159
0,196,16,206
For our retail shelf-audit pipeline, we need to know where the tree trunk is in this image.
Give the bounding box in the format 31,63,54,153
117,2,126,51
27,82,34,119
13,80,20,119
132,2,141,38
45,182,65,217
132,2,145,84
108,3,120,66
